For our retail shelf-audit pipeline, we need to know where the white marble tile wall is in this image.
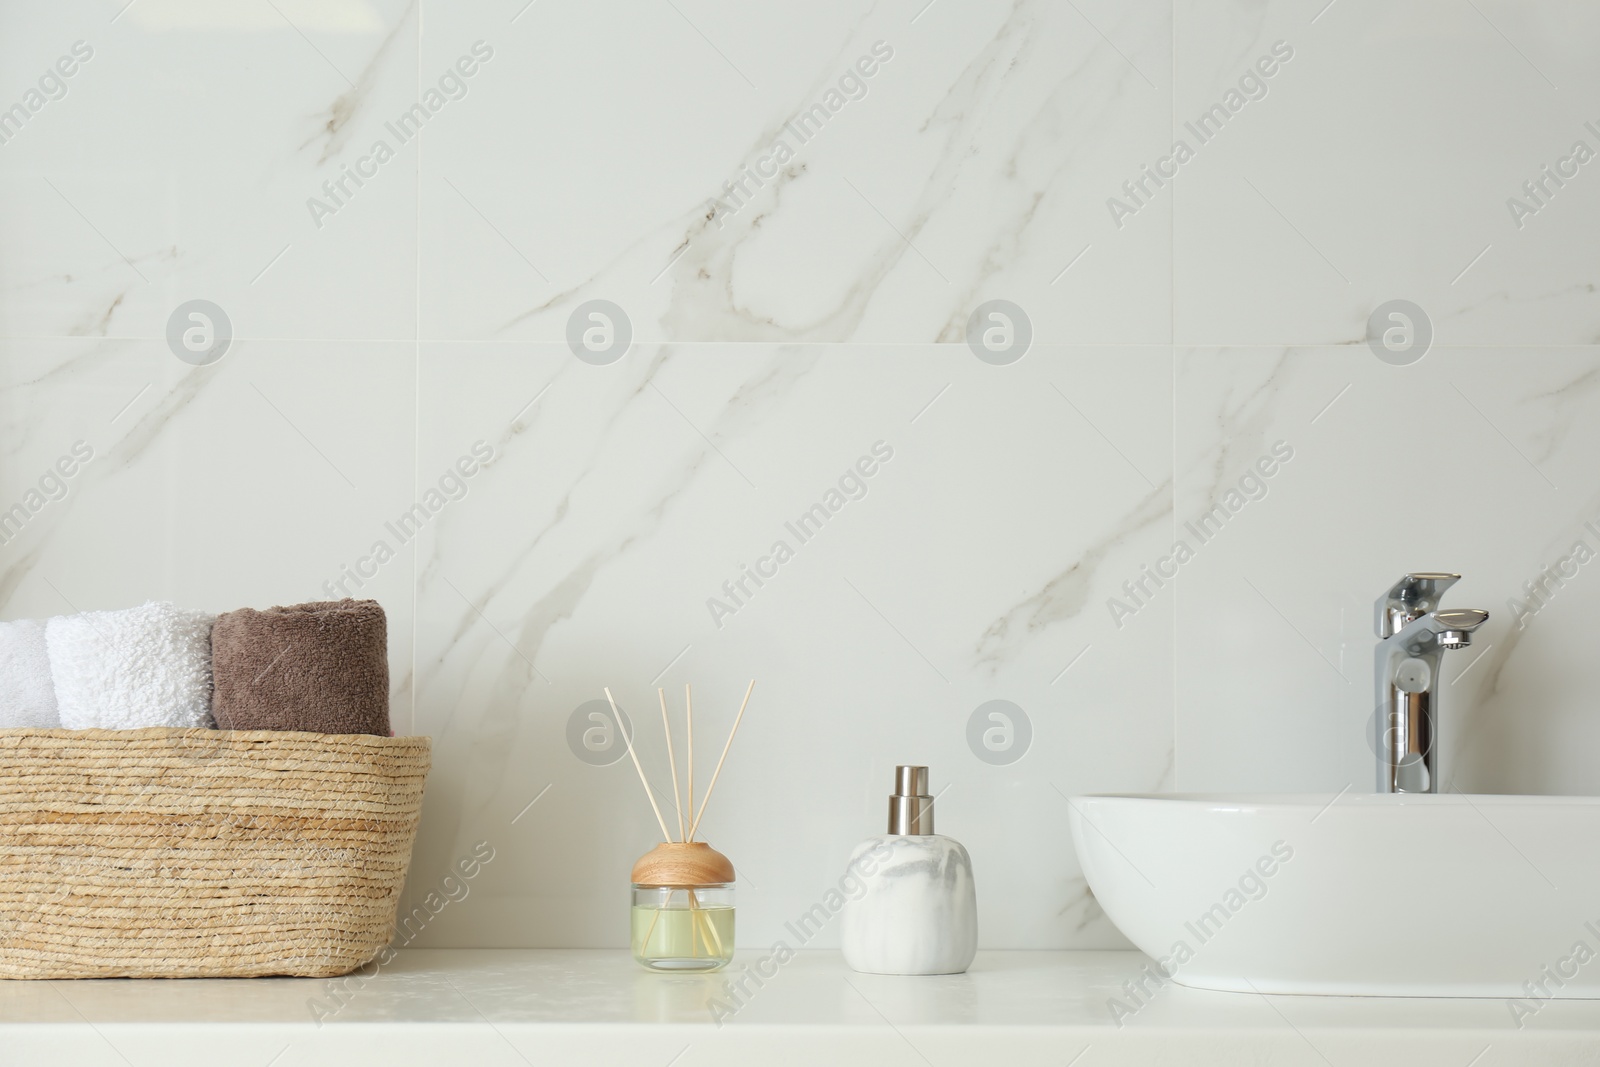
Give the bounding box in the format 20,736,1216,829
0,0,1595,950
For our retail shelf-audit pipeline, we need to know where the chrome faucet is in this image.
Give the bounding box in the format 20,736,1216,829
1374,573,1489,793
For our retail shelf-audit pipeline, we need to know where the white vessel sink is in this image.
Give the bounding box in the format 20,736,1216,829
1070,792,1600,997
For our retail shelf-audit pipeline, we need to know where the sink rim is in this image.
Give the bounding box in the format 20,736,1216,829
1071,791,1600,997
1075,791,1600,808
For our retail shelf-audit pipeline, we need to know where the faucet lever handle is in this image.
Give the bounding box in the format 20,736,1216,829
1376,572,1461,638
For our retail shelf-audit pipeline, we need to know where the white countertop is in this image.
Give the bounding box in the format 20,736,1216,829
2,949,1597,1065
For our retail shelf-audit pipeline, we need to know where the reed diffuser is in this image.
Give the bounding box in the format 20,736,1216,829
605,681,754,973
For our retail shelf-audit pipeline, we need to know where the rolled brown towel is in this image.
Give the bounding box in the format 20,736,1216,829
211,599,390,735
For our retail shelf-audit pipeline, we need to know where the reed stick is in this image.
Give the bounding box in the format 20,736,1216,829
691,890,725,957
605,687,672,842
703,912,724,957
659,688,685,842
685,683,694,842
688,680,756,842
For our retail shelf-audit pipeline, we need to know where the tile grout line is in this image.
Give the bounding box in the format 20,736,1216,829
10,336,1600,349
413,0,424,741
405,0,422,933
416,0,428,739
1170,0,1177,792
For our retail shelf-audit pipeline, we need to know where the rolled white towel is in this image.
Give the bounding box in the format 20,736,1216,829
46,602,215,729
0,618,60,728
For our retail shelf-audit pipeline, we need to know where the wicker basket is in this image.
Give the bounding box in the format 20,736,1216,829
0,728,430,979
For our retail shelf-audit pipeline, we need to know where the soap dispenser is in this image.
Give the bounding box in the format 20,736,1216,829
840,765,978,975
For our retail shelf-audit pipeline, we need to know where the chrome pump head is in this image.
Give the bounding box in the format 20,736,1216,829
887,765,935,835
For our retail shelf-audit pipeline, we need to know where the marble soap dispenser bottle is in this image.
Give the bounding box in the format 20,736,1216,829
840,765,978,975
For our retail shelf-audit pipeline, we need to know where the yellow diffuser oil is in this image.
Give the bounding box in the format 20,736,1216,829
631,886,735,972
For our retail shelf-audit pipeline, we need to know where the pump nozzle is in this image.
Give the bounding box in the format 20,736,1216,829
887,765,934,835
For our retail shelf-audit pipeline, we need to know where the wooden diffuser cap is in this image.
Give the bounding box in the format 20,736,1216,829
631,842,735,887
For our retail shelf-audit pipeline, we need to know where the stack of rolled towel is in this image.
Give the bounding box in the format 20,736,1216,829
0,599,390,736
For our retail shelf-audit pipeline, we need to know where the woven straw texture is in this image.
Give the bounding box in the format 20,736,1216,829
0,728,430,979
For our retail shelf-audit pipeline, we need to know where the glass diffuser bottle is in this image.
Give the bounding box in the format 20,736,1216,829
606,680,755,975
631,842,734,972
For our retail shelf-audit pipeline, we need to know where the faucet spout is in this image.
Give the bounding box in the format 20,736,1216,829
1374,575,1488,794
1388,607,1489,650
